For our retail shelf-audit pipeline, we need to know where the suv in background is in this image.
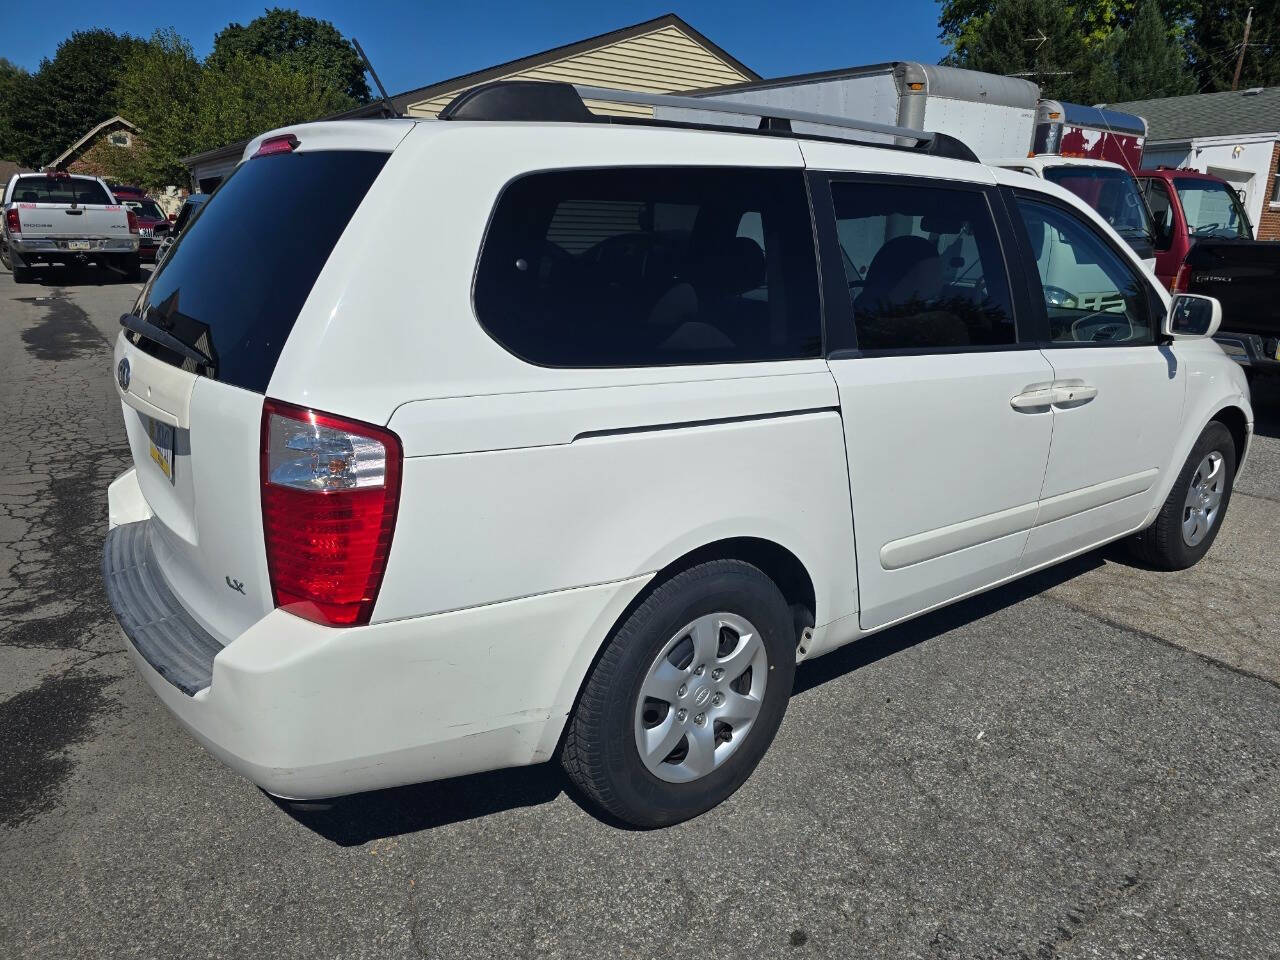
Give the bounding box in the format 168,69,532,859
1139,167,1280,378
110,185,173,262
102,82,1251,828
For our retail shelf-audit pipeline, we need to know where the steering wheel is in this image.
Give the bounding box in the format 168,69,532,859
1070,311,1130,342
1192,222,1220,235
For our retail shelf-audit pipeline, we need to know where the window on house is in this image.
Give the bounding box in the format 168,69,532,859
109,131,131,148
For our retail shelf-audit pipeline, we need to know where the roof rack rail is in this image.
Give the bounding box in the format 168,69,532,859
438,81,980,163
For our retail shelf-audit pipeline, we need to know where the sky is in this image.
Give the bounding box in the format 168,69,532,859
1,1,948,94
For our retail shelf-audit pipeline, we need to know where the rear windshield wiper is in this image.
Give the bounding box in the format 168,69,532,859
119,312,213,368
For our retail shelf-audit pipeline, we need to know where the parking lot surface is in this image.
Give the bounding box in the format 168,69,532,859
2,267,1277,960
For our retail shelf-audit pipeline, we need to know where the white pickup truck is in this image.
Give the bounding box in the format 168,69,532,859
1,171,140,283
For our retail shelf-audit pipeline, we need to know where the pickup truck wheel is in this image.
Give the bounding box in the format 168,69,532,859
561,559,795,828
1127,421,1235,570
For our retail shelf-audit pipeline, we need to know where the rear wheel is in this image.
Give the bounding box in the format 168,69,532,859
562,559,795,828
1128,421,1235,570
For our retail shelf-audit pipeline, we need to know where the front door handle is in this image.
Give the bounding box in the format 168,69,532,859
1010,381,1097,412
1010,382,1055,411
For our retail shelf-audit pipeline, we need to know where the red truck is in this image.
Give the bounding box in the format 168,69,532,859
1138,167,1280,377
109,185,174,262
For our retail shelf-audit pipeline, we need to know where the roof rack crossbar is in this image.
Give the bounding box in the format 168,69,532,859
572,84,935,145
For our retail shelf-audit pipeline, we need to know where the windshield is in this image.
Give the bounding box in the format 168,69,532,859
1174,178,1253,239
10,175,112,205
1043,166,1154,241
123,199,165,220
129,150,387,393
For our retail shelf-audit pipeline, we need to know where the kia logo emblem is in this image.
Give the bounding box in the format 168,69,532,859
117,357,130,391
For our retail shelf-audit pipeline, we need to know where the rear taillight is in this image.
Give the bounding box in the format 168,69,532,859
4,209,19,234
1171,259,1190,292
126,209,139,234
260,399,402,627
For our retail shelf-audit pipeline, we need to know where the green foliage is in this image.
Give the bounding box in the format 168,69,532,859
22,30,144,168
1186,0,1279,91
0,58,34,164
114,29,206,186
209,8,371,102
1115,0,1196,98
939,0,1202,102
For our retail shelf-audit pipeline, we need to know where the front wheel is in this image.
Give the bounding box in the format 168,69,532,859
561,559,796,828
1128,421,1236,570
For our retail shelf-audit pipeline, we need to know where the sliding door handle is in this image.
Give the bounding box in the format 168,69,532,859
1050,382,1097,407
1010,383,1055,411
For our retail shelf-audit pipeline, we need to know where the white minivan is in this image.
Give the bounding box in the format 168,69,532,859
104,82,1252,828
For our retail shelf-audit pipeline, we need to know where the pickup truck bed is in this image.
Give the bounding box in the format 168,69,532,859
1,172,140,282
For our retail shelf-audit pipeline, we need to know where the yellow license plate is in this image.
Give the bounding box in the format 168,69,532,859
148,418,175,485
67,240,90,251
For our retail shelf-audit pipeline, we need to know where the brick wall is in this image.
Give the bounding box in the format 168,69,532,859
1258,141,1280,242
65,133,147,181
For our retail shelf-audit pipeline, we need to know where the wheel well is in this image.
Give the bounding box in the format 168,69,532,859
649,537,817,640
1212,406,1249,465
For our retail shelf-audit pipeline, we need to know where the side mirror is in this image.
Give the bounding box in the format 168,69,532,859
1163,293,1222,340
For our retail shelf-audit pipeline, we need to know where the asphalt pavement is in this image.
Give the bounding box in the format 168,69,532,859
1,264,1277,960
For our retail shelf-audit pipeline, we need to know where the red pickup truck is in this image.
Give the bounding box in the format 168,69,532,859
110,185,174,262
1138,167,1280,378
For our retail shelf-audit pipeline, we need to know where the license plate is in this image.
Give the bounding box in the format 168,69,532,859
140,228,153,237
148,419,175,485
67,240,90,251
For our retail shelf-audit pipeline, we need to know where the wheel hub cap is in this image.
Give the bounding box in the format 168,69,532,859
633,612,769,784
1182,451,1225,547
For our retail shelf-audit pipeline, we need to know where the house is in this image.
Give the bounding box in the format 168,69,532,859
181,13,758,192
0,159,33,184
46,116,143,178
1105,87,1280,241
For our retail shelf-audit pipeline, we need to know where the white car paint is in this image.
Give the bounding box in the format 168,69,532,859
106,115,1253,800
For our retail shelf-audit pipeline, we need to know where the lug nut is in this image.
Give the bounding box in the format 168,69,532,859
694,664,705,677
677,684,687,697
694,712,706,726
712,692,724,706
676,709,688,722
711,668,724,681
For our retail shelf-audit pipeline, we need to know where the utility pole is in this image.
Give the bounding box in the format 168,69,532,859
1231,6,1254,91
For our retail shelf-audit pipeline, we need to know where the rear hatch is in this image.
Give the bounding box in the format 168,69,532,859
114,136,393,642
1185,239,1280,337
10,175,130,239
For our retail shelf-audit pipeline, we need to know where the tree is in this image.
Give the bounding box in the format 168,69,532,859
114,29,205,186
945,0,1122,103
0,58,34,163
208,9,371,103
1114,0,1196,98
22,30,143,168
1186,0,1279,91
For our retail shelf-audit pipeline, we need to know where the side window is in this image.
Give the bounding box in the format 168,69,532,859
473,167,821,367
1144,179,1173,242
1016,197,1154,345
830,181,1016,351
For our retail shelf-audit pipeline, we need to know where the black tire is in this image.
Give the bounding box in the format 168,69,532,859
562,559,796,828
1127,421,1236,570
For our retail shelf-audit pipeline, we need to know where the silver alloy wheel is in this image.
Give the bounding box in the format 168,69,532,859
633,612,768,784
1182,451,1225,547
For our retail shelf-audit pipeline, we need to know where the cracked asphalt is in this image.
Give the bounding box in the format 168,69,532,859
1,265,1278,960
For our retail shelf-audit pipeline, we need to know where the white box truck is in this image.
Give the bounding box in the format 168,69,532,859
655,61,1039,161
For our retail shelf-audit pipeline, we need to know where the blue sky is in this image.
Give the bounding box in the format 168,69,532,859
2,1,948,93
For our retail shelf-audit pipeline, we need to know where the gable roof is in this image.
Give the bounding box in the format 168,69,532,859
1104,87,1280,142
330,13,759,119
0,160,33,182
47,116,138,170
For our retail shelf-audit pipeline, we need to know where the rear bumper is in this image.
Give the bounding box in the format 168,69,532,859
12,237,138,255
1215,331,1280,372
103,505,648,799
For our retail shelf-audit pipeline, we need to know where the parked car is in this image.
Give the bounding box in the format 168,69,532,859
1138,167,1280,378
110,185,173,262
154,192,208,264
989,156,1158,267
102,81,1252,828
1,171,140,282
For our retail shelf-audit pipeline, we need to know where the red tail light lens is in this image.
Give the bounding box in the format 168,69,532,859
126,209,139,234
254,134,299,158
260,399,402,626
4,208,19,234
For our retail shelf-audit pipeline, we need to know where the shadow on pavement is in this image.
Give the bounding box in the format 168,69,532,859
12,263,151,288
283,550,1107,845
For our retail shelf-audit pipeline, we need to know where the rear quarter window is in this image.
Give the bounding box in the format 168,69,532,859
129,150,387,393
473,167,821,367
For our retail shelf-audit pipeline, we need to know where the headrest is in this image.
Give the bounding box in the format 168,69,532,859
692,236,765,296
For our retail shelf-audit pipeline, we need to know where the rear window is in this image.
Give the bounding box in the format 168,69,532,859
122,198,165,220
128,150,387,392
474,167,821,367
11,175,111,205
